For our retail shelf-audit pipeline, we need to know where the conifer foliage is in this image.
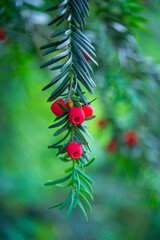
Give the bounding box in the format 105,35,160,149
40,0,97,220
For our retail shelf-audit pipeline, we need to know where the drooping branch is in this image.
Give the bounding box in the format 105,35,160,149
40,0,97,220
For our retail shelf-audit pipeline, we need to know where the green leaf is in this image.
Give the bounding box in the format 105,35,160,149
49,115,69,128
58,102,70,112
64,80,73,104
61,54,72,72
71,24,91,43
72,167,76,185
80,187,94,200
57,38,71,50
54,121,69,136
82,152,90,162
49,63,64,71
77,169,93,184
73,31,95,50
73,65,93,94
56,178,72,188
52,47,70,60
74,101,82,109
74,126,88,143
71,96,80,102
64,166,73,173
85,115,96,121
59,157,70,162
78,157,86,164
79,193,92,211
88,97,97,104
72,33,96,57
46,0,68,11
79,175,93,193
72,43,93,73
74,173,80,207
48,12,67,26
50,28,67,38
44,173,72,186
47,84,68,102
48,74,70,101
59,190,73,210
56,137,71,156
48,202,63,209
56,144,67,156
78,124,93,140
48,130,70,148
84,157,96,167
66,196,74,217
76,87,89,105
72,39,98,66
54,112,67,122
73,59,96,88
77,199,88,221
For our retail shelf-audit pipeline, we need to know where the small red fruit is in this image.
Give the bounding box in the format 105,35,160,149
67,142,82,159
82,105,93,117
106,139,118,153
69,107,85,125
0,28,6,41
51,99,69,116
98,118,107,128
82,53,89,62
124,130,138,147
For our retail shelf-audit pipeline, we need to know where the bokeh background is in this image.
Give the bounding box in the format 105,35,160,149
1,0,160,239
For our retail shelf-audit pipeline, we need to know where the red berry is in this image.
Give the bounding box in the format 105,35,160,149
0,28,6,41
69,107,85,125
98,118,107,128
82,105,93,117
82,53,89,62
124,130,138,147
106,139,118,153
67,142,82,159
51,99,69,116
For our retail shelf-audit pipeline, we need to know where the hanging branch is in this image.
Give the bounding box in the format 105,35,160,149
40,0,97,220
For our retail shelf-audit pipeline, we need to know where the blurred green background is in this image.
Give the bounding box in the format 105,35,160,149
1,0,160,239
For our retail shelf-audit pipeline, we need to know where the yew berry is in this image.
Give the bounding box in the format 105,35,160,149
69,107,85,125
51,99,69,116
106,139,118,153
124,130,138,147
82,105,93,117
98,118,107,129
0,28,6,41
67,142,82,159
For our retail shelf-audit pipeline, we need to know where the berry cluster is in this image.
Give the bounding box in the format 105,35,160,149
51,99,94,159
97,118,138,153
106,130,139,153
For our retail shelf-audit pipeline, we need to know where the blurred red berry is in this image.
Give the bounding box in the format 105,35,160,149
69,107,85,125
82,105,93,117
98,118,107,128
51,99,69,116
0,28,6,41
82,53,89,62
67,142,82,159
123,130,138,147
106,139,118,153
